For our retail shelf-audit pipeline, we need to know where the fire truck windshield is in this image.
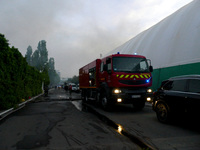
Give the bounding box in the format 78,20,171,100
112,57,149,73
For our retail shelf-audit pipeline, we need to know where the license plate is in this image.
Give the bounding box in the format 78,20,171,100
132,95,141,98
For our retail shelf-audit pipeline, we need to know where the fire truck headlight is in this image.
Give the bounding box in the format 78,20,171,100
147,89,152,93
117,98,122,103
114,89,121,94
147,97,151,102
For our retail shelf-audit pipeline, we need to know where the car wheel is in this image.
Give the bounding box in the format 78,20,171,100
156,102,170,123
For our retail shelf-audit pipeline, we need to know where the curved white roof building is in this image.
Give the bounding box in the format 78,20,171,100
109,0,200,89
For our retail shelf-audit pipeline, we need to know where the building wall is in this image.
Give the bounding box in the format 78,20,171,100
152,62,200,90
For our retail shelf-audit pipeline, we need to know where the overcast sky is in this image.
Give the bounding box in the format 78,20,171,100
0,0,192,78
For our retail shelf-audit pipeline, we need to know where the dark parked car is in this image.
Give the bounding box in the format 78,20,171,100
153,75,200,123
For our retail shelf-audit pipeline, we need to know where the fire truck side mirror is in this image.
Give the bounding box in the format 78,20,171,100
106,58,111,64
149,66,153,72
147,59,153,72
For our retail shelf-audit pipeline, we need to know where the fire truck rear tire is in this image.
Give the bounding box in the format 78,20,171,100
84,96,89,103
82,90,89,103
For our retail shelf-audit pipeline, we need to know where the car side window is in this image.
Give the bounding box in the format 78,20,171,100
163,80,187,92
171,80,187,92
162,81,173,90
188,79,200,93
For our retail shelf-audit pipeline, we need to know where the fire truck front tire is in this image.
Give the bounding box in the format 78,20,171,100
95,92,101,106
101,92,112,111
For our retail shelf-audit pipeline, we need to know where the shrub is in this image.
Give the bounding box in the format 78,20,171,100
0,34,47,110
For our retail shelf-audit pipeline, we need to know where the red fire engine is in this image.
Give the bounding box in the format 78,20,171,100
79,53,153,110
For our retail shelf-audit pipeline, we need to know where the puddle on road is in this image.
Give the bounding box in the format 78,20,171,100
40,89,81,102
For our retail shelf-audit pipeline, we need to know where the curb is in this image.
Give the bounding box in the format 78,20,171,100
0,93,43,121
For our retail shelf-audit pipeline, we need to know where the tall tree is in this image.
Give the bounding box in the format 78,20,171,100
48,57,60,86
31,50,40,70
49,57,55,71
25,45,32,65
25,40,60,87
37,40,48,71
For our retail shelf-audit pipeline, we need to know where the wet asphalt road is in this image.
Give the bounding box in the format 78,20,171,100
90,102,200,149
0,89,138,150
0,89,200,150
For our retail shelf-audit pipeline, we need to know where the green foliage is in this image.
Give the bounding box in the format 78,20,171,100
68,75,79,84
0,34,44,109
25,45,32,65
48,57,60,85
25,41,60,87
30,40,48,72
37,40,48,71
41,66,50,87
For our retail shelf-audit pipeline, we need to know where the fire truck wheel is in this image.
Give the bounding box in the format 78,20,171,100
95,92,101,106
82,90,89,103
101,92,112,111
84,96,89,103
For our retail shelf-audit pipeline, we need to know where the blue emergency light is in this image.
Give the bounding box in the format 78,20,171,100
146,77,152,83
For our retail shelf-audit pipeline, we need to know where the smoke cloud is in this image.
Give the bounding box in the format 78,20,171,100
0,0,191,77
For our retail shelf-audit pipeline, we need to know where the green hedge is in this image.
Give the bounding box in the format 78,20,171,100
0,34,47,109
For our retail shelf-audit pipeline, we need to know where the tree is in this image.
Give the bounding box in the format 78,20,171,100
32,50,40,70
48,57,61,86
0,33,44,109
49,57,55,71
25,45,32,65
37,40,48,72
25,41,60,87
68,75,79,84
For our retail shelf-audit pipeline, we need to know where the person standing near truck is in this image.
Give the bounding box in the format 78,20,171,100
44,85,49,96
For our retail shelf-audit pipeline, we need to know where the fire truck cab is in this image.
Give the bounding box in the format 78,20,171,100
79,53,153,110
